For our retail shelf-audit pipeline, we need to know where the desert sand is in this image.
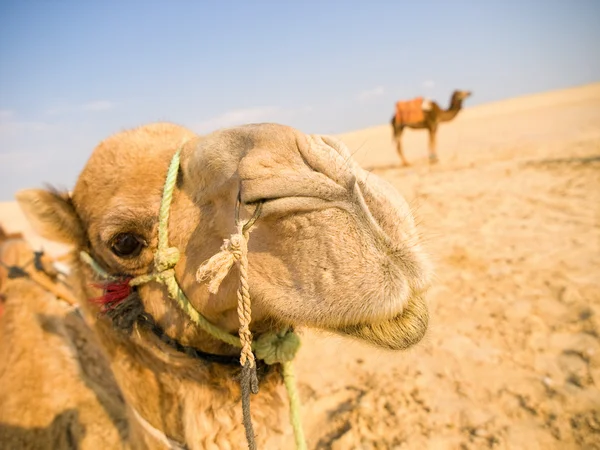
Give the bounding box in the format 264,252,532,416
1,83,599,449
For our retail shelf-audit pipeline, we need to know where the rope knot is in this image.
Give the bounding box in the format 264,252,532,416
254,330,301,365
155,246,180,272
196,232,247,294
227,234,243,258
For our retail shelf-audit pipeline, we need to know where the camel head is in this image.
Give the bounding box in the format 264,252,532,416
16,122,432,354
452,90,472,104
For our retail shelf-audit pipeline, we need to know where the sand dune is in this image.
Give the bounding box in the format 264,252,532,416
1,83,599,449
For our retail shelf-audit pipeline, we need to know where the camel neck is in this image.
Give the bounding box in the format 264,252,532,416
135,308,277,380
440,96,464,122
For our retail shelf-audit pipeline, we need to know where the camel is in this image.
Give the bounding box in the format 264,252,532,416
391,90,472,166
0,225,24,242
0,234,129,449
0,224,22,316
0,224,77,309
12,122,433,449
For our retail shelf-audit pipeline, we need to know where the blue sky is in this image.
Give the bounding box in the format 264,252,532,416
1,0,599,200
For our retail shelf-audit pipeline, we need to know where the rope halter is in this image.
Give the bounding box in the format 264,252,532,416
81,147,306,450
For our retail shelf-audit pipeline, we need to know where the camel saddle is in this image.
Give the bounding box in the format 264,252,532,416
395,97,426,125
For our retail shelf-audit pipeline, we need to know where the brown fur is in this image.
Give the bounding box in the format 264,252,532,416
0,225,25,299
391,89,472,165
14,122,433,448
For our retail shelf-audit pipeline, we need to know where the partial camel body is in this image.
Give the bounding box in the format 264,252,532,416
1,225,25,305
0,225,24,242
0,228,77,309
14,122,433,449
391,90,472,166
0,237,129,449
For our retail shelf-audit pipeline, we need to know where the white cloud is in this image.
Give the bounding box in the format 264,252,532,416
192,104,315,134
193,106,281,133
422,80,435,89
80,100,115,112
0,120,53,135
0,110,15,121
44,106,67,116
45,100,115,115
357,86,385,102
298,105,313,113
0,151,46,170
0,110,53,138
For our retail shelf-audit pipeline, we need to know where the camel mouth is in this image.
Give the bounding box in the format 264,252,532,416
331,293,429,351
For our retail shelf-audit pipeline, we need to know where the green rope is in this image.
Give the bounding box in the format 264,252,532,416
157,149,180,254
80,251,113,280
283,362,306,450
80,145,306,450
130,270,243,348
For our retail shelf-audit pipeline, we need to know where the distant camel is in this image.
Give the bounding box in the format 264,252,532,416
391,90,472,166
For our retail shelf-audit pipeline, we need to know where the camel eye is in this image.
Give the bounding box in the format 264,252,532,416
110,233,145,258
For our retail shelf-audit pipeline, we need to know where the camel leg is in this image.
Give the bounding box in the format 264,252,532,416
394,126,410,166
428,125,439,164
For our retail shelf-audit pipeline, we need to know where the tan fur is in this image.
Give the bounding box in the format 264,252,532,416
0,225,24,241
391,89,472,165
14,122,433,448
0,238,129,449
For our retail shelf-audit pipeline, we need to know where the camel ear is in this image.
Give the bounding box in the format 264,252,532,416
15,188,85,246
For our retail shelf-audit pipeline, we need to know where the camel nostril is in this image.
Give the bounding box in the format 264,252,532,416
346,174,357,192
351,180,395,250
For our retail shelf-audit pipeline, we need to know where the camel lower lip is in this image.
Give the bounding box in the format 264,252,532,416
333,295,429,351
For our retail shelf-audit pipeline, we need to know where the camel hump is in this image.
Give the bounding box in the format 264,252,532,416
395,97,425,125
395,97,423,109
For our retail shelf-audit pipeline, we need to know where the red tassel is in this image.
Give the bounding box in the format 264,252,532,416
90,278,132,312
